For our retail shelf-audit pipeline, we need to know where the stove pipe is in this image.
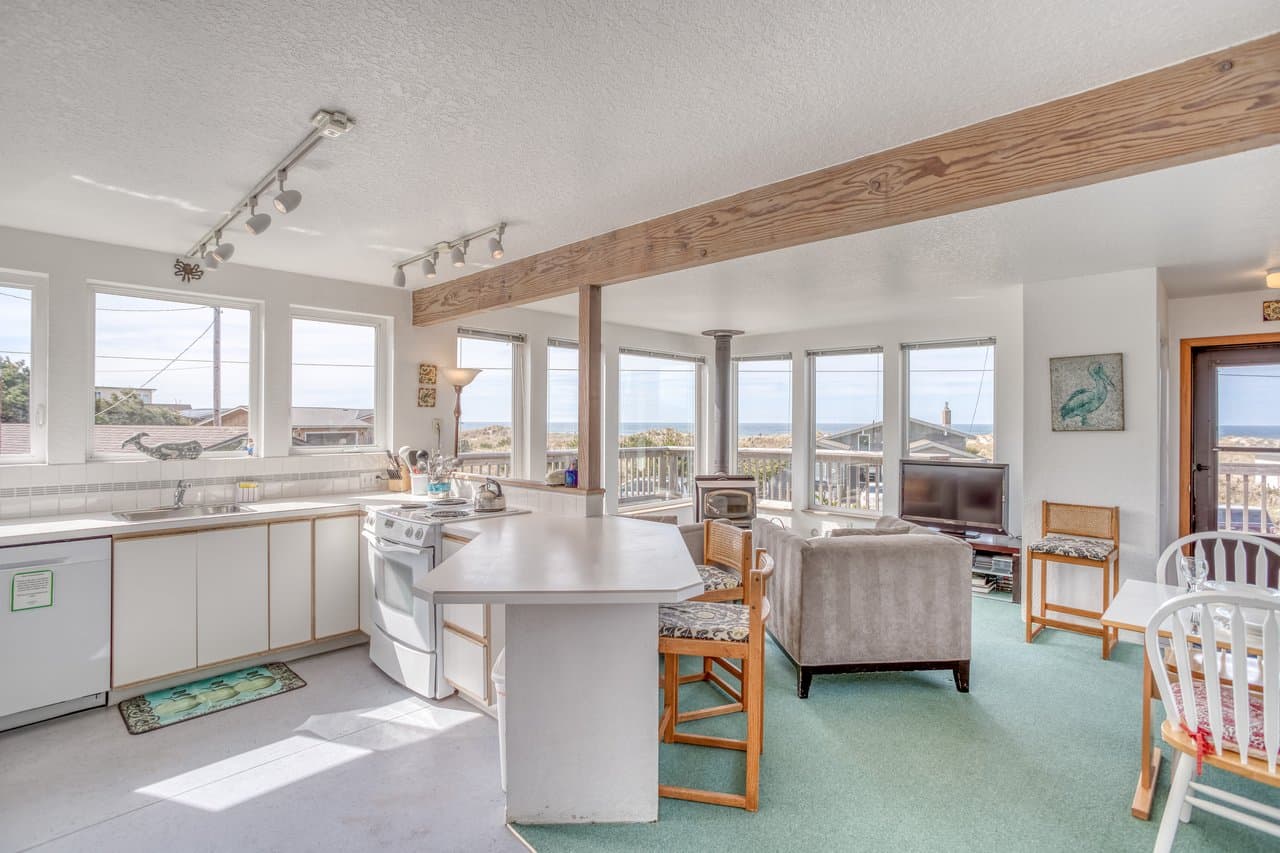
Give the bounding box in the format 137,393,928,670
702,329,743,474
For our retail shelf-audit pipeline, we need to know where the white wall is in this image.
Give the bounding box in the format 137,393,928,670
1022,269,1163,620
1163,287,1280,540
0,226,420,516
732,291,1025,536
408,304,713,515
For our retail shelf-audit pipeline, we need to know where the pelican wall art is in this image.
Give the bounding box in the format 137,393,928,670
1049,353,1125,431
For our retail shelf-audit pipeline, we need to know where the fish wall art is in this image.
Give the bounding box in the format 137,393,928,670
1049,353,1125,431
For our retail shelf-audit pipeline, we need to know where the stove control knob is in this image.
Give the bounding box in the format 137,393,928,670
415,527,425,539
383,518,393,528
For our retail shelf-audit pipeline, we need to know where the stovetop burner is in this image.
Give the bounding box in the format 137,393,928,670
430,498,468,507
428,509,471,519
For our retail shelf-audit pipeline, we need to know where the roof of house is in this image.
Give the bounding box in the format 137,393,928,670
0,423,248,456
820,418,976,442
182,406,373,429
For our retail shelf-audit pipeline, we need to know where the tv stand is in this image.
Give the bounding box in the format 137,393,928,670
945,532,1022,604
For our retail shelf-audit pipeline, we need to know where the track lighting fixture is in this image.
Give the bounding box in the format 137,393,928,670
391,221,507,287
393,266,407,288
211,231,235,263
273,169,302,214
244,197,272,235
182,109,355,266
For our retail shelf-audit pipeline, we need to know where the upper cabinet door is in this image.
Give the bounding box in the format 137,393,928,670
314,515,360,638
112,534,198,687
269,520,314,649
196,526,268,666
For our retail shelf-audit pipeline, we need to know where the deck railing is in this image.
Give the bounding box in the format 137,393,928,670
1218,459,1280,534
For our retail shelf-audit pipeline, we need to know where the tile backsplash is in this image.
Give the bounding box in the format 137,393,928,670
0,454,389,519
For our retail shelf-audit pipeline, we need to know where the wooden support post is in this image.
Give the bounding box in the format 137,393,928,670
577,285,603,492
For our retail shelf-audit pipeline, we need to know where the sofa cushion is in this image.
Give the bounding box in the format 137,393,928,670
1027,535,1115,561
697,564,741,592
874,516,915,533
659,602,750,642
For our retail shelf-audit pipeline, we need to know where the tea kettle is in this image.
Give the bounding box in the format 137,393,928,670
475,478,506,512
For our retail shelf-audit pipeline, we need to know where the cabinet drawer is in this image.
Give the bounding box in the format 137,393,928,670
442,602,486,638
442,627,488,702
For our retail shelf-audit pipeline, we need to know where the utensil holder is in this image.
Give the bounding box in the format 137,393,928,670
410,473,430,496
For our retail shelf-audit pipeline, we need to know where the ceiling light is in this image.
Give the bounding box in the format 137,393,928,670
451,242,467,268
393,266,406,288
423,252,437,278
489,223,505,259
244,197,272,235
273,169,301,214
211,231,235,263
201,243,220,270
1268,268,1280,289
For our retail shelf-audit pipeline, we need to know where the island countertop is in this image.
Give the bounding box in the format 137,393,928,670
415,513,703,605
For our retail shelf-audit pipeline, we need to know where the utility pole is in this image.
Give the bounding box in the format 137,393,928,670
212,306,222,426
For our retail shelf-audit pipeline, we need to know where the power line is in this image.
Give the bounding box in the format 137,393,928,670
94,319,216,419
0,290,31,301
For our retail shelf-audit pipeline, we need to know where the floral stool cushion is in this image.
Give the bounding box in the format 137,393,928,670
1027,535,1115,562
659,602,750,642
697,564,742,592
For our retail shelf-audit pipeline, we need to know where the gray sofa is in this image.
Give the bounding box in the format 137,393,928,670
751,517,974,697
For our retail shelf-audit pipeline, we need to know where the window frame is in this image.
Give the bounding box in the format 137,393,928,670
545,337,579,473
616,346,706,508
87,282,262,461
0,270,49,465
901,337,997,462
732,353,793,509
289,305,391,455
806,345,885,517
456,327,526,478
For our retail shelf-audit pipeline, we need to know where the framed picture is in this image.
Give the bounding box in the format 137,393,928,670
418,363,438,385
1050,353,1125,431
417,386,437,408
1264,300,1280,322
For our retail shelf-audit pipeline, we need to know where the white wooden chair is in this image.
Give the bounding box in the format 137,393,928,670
1155,531,1280,590
1146,590,1280,851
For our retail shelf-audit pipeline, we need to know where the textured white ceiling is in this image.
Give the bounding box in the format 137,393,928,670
0,0,1276,295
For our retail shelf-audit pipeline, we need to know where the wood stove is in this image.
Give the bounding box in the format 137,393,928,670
695,474,758,528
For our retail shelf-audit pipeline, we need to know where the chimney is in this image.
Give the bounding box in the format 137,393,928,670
942,401,952,429
701,329,743,474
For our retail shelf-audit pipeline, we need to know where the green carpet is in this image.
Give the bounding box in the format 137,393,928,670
516,599,1276,852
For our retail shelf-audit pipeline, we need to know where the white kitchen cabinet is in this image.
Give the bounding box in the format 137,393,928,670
439,532,505,710
269,520,313,649
314,514,360,638
443,628,489,701
359,514,373,635
112,534,198,687
197,526,268,666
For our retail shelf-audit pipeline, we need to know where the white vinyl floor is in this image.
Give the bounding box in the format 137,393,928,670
0,646,524,853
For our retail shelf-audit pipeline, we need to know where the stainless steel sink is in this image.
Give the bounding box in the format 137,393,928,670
113,504,248,522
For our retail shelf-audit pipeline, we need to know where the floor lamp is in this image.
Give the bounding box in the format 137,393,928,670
443,367,481,458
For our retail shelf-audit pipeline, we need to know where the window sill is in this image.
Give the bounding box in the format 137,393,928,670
617,498,693,516
803,506,883,520
289,447,386,456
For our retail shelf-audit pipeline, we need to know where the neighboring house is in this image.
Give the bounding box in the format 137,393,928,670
180,405,374,446
94,386,156,404
818,417,976,457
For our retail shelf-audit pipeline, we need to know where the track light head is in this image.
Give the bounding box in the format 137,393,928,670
488,235,504,260
393,266,406,288
201,244,220,270
211,231,235,263
451,242,467,268
244,197,272,235
273,170,301,214
423,252,437,278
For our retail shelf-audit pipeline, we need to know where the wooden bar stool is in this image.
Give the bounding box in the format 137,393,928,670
658,547,772,811
679,521,752,712
1025,501,1120,658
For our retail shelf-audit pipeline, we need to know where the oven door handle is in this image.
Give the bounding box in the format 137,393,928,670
361,529,429,557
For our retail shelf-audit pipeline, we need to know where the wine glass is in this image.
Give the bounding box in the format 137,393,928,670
1178,554,1209,592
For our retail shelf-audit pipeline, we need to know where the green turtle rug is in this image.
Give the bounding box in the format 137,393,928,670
118,662,306,734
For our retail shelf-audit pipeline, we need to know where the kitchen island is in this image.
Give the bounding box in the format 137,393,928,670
415,513,702,824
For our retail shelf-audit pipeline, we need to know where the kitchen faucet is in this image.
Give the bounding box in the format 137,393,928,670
173,480,190,508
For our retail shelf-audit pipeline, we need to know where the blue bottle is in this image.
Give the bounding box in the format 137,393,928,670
565,459,578,488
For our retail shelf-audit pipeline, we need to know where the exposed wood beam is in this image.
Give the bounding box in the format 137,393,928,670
577,285,603,492
414,32,1280,326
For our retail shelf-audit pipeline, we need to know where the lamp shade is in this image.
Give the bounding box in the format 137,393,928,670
1268,268,1280,289
443,367,481,388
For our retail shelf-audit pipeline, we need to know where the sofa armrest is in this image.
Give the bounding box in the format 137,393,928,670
752,519,811,662
677,522,704,564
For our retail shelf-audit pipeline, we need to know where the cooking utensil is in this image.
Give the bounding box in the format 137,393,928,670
474,478,506,512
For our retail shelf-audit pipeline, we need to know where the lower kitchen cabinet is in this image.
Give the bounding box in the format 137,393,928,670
269,520,313,648
112,534,198,687
197,526,268,666
314,514,360,638
440,533,505,710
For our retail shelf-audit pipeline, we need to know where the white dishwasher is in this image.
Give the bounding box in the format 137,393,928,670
0,537,111,731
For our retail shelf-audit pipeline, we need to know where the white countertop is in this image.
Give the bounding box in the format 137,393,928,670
415,513,704,605
0,491,461,548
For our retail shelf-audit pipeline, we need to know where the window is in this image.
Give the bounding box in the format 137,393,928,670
904,339,995,461
618,348,702,506
0,276,43,461
93,289,254,458
735,355,792,508
546,338,578,475
456,328,524,477
809,347,883,513
291,313,383,451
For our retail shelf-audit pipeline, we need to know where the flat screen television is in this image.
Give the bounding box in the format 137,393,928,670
899,459,1009,535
